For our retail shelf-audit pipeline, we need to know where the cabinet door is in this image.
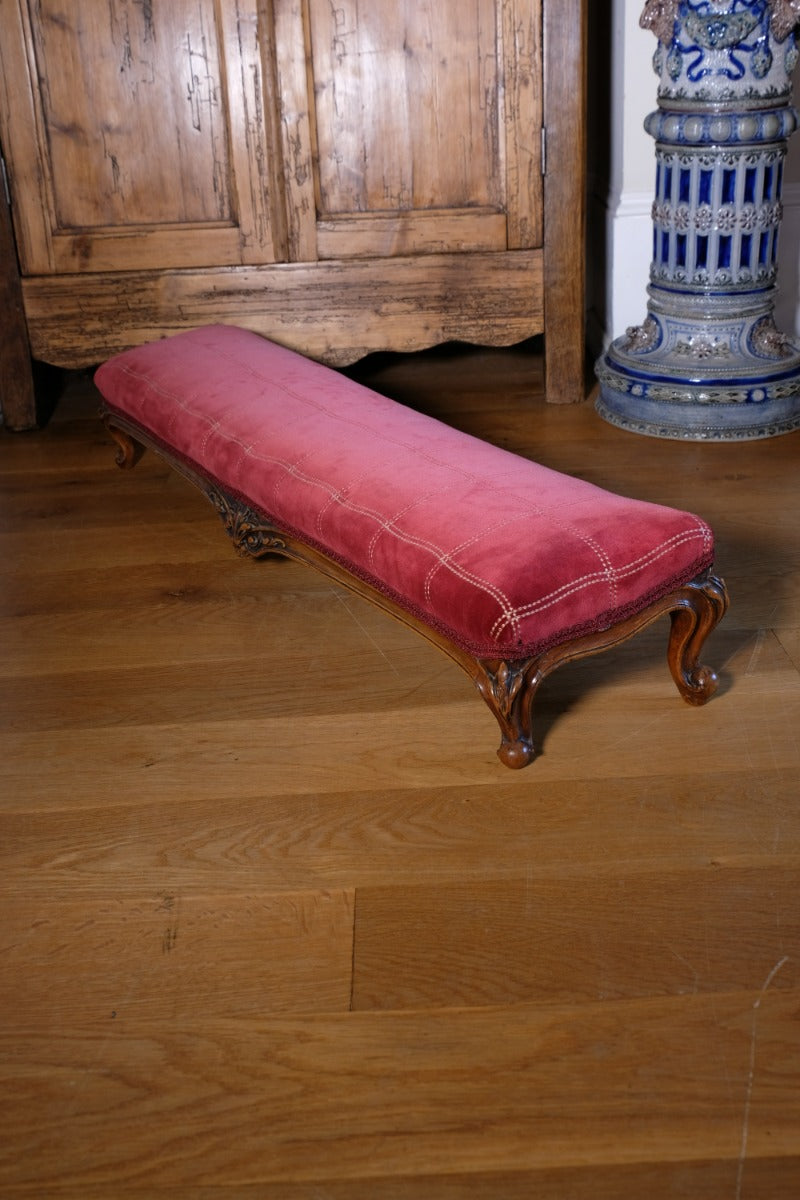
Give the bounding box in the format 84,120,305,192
0,0,285,273
3,0,568,381
275,0,542,263
2,0,541,276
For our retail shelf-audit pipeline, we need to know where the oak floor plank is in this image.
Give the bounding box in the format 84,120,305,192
0,588,752,732
0,465,204,531
0,519,230,576
1,641,796,806
0,583,432,680
0,647,457,733
7,1162,799,1200
0,992,797,1192
0,769,796,898
0,553,322,618
351,868,800,1010
3,1160,799,1200
775,625,800,670
1,889,354,1026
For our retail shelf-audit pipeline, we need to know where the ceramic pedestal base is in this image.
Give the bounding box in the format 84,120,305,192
596,286,800,441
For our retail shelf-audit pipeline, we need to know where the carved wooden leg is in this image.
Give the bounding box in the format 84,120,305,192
475,571,729,768
472,659,544,770
665,573,729,705
104,417,145,469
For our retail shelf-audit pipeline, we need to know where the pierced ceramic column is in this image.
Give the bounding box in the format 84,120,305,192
596,0,800,440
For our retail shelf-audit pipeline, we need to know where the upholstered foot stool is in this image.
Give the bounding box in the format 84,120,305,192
95,324,728,768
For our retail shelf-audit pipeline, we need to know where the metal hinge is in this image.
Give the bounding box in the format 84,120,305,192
0,153,10,208
541,126,547,176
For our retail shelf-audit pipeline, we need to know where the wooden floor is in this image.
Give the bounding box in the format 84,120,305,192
1,341,799,1197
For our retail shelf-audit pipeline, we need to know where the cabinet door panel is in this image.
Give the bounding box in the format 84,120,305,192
1,0,283,273
310,0,502,213
41,4,228,229
305,0,542,259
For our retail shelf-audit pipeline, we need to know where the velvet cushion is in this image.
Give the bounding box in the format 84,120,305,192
95,325,715,659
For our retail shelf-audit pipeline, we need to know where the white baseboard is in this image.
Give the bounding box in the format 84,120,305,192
776,182,800,338
588,187,652,356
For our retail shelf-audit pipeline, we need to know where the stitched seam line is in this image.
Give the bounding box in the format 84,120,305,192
228,444,516,617
489,526,710,639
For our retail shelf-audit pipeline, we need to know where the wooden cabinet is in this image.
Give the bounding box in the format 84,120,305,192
0,0,586,429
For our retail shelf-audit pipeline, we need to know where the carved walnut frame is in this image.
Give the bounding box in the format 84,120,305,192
104,412,729,769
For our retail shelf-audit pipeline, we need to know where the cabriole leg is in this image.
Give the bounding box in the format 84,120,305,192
666,573,729,705
473,659,545,770
104,418,145,469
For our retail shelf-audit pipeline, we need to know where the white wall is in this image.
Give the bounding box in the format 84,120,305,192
590,0,800,357
779,129,800,337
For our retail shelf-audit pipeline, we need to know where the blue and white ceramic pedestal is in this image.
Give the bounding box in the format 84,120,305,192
596,0,800,440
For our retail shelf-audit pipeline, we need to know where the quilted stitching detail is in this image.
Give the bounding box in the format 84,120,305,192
489,526,709,641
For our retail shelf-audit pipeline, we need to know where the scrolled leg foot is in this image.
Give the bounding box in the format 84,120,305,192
496,737,537,770
104,417,144,469
667,572,729,706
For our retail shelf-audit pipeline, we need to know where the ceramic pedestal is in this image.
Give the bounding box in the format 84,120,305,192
596,0,800,440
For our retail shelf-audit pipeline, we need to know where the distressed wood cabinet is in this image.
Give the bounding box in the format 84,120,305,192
0,0,586,429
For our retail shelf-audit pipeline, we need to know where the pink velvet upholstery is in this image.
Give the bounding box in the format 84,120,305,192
95,325,714,659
